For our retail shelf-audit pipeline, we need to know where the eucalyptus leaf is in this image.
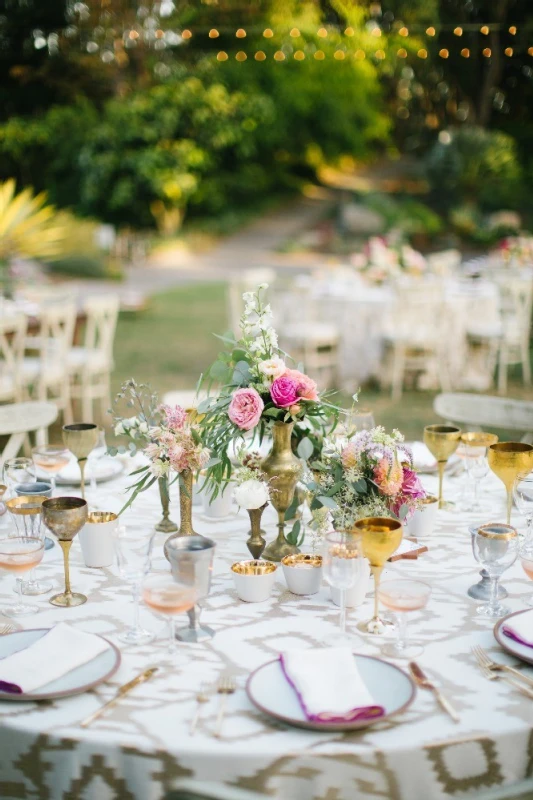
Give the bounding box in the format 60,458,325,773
297,437,314,461
317,495,338,510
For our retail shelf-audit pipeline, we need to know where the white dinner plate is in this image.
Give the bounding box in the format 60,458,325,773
246,653,416,731
55,457,124,486
494,611,533,666
0,629,121,701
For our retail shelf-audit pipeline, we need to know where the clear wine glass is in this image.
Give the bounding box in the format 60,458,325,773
513,472,533,545
3,458,35,498
472,523,518,618
0,533,44,616
322,531,362,638
88,430,107,500
142,573,196,653
32,445,70,495
6,495,53,596
378,578,431,659
113,525,156,645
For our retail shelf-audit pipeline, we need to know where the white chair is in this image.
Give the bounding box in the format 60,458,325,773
434,392,533,440
0,313,27,403
381,283,451,399
494,277,532,394
21,303,76,424
68,294,120,422
0,401,58,469
227,268,277,338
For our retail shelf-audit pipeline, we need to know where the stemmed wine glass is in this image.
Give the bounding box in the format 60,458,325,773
472,522,518,618
113,525,155,645
6,495,52,595
42,497,88,607
322,531,362,639
456,433,498,513
378,578,431,659
488,443,533,525
0,532,44,616
513,472,533,544
423,425,462,509
88,429,107,499
142,573,196,653
62,424,99,500
32,444,70,495
3,458,35,498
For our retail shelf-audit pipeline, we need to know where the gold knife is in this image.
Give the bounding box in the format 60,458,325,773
409,662,460,723
80,667,159,728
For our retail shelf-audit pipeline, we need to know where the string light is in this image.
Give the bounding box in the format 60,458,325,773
439,48,449,58
181,29,192,40
314,50,325,60
128,30,139,39
208,29,219,38
354,49,365,60
263,29,273,38
397,48,407,58
426,27,436,36
216,51,228,61
399,27,409,37
480,25,489,35
454,27,463,36
529,47,533,56
371,27,382,37
318,27,328,38
509,26,517,35
294,49,305,59
254,50,266,61
155,30,164,39
461,48,470,57
235,50,247,60
483,48,491,57
344,27,354,37
374,49,386,59
273,50,285,61
417,48,428,58
333,49,344,59
236,29,246,38
505,47,513,56
290,28,300,37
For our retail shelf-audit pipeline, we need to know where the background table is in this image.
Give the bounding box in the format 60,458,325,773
1,464,533,800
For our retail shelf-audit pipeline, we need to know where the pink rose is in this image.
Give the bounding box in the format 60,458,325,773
271,377,298,408
228,387,264,431
282,369,319,402
160,404,187,430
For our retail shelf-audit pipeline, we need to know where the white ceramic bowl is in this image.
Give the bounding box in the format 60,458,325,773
79,512,117,568
406,495,439,539
232,560,277,603
281,554,322,595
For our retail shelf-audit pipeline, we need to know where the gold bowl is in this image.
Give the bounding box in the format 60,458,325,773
488,442,533,523
86,511,117,524
231,560,277,576
281,554,322,568
42,497,88,541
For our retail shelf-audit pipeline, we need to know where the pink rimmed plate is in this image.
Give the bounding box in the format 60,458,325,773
494,610,533,667
246,653,415,732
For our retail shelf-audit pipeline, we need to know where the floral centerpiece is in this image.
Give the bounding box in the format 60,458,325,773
110,379,210,535
307,425,426,535
199,284,337,559
351,236,427,284
496,235,533,266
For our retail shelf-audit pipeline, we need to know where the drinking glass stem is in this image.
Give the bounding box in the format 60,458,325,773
489,574,499,613
79,458,87,500
168,617,176,653
396,612,408,651
59,540,72,597
437,462,445,508
473,477,479,508
371,565,383,621
50,476,56,496
339,589,346,634
132,582,141,632
506,490,513,525
15,577,24,609
526,515,533,546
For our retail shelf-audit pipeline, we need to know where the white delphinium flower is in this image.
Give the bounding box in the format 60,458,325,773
234,479,269,509
114,421,125,436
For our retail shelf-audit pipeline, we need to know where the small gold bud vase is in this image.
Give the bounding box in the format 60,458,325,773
155,476,178,534
163,469,199,560
261,421,302,562
246,504,267,559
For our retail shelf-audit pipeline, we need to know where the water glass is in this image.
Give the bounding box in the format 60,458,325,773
0,533,44,616
6,495,53,595
513,472,533,544
113,525,156,645
322,531,362,636
472,523,518,618
31,445,70,495
142,574,196,653
88,430,108,499
3,458,35,498
378,578,431,659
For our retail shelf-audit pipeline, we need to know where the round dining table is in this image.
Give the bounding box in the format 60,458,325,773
1,460,532,800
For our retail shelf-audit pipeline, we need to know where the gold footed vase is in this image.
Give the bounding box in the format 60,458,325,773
261,422,302,563
246,504,267,559
163,469,199,560
155,476,178,534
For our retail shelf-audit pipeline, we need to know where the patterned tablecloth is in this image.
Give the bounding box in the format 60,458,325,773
1,464,533,800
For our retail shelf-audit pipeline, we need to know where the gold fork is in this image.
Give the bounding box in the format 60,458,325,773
472,648,533,699
190,682,211,737
0,624,15,635
214,675,236,739
472,645,533,689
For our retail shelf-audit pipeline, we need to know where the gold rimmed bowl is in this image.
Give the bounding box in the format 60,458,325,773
281,554,323,596
232,560,277,603
6,495,48,539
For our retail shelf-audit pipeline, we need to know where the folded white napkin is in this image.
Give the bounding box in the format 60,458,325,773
0,623,110,694
280,647,384,723
501,611,533,648
409,442,437,472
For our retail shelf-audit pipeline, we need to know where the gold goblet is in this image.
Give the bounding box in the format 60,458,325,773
352,517,403,634
488,442,533,524
42,497,88,607
62,424,99,499
423,424,462,509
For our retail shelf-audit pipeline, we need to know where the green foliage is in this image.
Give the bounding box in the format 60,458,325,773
47,254,123,280
364,193,443,239
426,127,524,212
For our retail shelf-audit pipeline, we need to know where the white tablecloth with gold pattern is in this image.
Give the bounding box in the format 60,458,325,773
1,466,533,800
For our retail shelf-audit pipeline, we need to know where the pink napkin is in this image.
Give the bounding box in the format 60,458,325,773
280,647,384,724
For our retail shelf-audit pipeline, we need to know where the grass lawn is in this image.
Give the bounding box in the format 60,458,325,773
112,281,532,441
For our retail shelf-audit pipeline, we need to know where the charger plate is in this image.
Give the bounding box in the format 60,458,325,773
0,628,120,701
55,457,123,486
246,653,415,732
494,611,533,666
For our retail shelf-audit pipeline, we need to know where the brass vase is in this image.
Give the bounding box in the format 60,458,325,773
261,421,302,562
163,469,198,559
155,476,178,534
246,504,267,559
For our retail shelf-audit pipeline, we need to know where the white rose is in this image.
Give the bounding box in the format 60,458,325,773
258,356,286,379
128,416,139,428
138,421,149,434
233,479,269,510
114,421,125,436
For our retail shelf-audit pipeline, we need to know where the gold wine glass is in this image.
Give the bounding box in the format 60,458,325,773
352,516,403,634
488,442,533,524
423,424,462,509
62,424,99,499
42,497,88,607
